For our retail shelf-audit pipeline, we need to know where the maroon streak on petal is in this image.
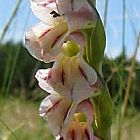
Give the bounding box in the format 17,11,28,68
71,0,74,10
51,34,63,48
45,99,62,114
63,105,71,125
47,70,52,80
70,86,74,100
43,70,52,81
61,68,65,85
71,129,75,140
38,29,51,40
43,76,48,81
78,65,88,81
85,129,90,140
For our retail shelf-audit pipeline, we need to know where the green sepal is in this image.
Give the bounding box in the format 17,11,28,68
91,73,113,140
82,2,106,73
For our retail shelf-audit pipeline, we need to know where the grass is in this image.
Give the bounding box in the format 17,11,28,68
0,96,139,140
0,97,54,140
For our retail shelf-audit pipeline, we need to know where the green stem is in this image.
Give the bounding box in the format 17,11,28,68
85,1,113,139
92,73,113,140
0,0,21,42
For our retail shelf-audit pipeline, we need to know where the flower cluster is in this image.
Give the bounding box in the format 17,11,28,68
25,0,101,139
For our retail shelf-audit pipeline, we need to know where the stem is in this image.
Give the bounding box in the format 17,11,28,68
0,0,21,42
116,1,126,139
122,0,126,58
117,33,140,140
0,118,19,140
122,33,140,117
104,0,109,27
92,73,112,140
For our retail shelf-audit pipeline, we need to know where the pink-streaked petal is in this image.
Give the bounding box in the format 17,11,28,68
77,99,94,124
25,22,52,62
45,54,99,103
65,2,97,33
60,122,94,140
35,69,55,93
46,55,73,99
68,31,85,54
31,0,64,25
25,22,46,61
65,121,82,140
39,22,68,62
69,56,98,102
78,57,97,85
61,103,78,136
25,22,68,63
81,123,94,140
57,0,86,14
39,93,71,136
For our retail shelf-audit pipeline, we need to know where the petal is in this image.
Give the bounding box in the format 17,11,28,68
25,22,68,63
25,23,44,61
39,22,68,63
76,99,94,124
78,57,97,85
68,31,85,54
25,22,51,62
25,36,42,61
60,122,94,140
69,56,98,102
39,93,72,136
45,54,99,103
65,2,98,33
57,0,86,14
31,0,64,25
65,121,82,140
81,123,94,140
46,55,73,99
35,69,55,93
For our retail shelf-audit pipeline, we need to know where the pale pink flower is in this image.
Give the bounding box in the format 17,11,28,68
25,0,97,63
35,54,100,103
25,1,102,139
39,93,97,139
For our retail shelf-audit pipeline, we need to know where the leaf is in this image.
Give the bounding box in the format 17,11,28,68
91,73,113,140
82,3,113,140
82,4,106,73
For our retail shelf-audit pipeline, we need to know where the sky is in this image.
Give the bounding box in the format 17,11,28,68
0,0,140,61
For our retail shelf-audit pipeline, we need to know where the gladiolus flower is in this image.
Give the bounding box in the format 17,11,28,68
39,93,72,136
39,93,98,140
25,0,105,139
25,0,97,63
35,54,100,103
